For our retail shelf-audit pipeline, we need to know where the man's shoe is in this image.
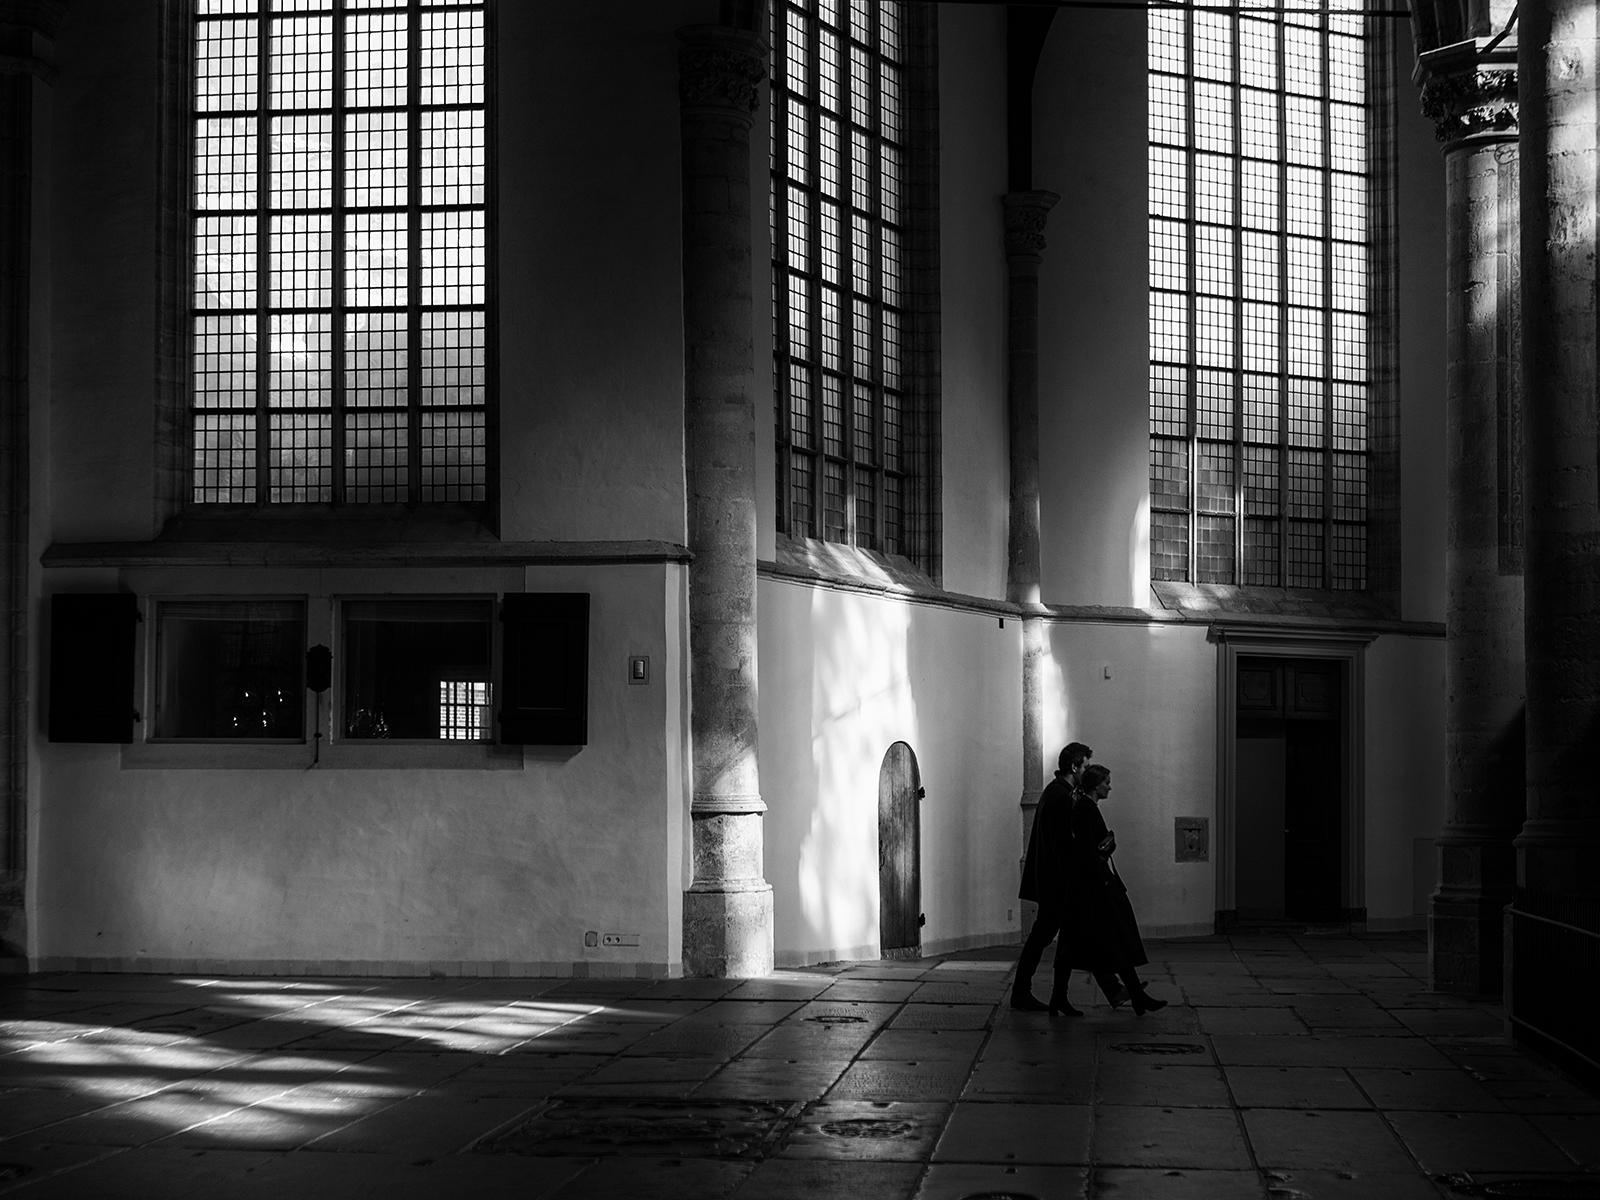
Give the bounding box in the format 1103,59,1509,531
1010,991,1049,1012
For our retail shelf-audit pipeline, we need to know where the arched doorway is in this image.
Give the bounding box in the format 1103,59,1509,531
878,741,924,959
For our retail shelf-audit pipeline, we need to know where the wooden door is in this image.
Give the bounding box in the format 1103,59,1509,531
878,741,923,959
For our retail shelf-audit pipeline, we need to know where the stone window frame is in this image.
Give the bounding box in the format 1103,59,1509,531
768,0,942,582
156,0,499,534
1145,6,1401,613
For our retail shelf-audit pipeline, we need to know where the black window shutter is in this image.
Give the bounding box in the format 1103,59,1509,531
49,593,140,743
499,593,589,745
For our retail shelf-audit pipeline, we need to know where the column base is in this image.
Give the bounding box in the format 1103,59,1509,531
1429,831,1517,993
1516,818,1600,901
1430,890,1513,994
683,882,773,977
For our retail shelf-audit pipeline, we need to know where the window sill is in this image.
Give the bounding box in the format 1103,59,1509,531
122,739,525,770
1150,581,1399,623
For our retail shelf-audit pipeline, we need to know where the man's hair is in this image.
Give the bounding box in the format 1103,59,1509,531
1059,742,1092,773
1080,763,1111,790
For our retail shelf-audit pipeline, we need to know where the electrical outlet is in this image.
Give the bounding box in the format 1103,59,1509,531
600,932,640,947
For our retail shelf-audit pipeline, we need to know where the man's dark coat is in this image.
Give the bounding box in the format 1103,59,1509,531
1018,772,1075,906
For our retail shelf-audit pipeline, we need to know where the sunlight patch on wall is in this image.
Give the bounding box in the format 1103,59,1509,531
796,590,919,955
1131,493,1152,606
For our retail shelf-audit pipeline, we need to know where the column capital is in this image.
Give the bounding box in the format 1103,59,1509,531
677,25,769,123
1001,190,1061,259
0,0,65,81
1415,39,1518,147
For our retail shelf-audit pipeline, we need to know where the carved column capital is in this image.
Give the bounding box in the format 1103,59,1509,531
1002,190,1061,259
1416,40,1517,146
678,25,768,123
0,0,66,80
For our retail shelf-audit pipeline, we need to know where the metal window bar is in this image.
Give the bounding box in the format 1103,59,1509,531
192,0,486,508
772,0,906,558
1148,0,1368,590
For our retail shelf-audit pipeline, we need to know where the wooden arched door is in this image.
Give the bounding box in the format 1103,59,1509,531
878,741,924,959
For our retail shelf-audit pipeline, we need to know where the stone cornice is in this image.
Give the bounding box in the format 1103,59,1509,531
677,25,768,120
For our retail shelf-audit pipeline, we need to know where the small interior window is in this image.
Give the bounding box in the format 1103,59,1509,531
154,599,306,739
342,598,492,740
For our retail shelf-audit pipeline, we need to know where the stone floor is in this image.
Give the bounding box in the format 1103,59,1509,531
2,932,1598,1199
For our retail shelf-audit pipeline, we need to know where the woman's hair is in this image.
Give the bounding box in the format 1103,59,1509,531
1080,763,1111,790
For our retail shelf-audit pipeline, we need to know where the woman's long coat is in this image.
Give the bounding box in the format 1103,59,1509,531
1062,793,1149,971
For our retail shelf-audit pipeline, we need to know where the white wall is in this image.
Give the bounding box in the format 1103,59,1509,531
758,581,1022,964
35,563,688,975
1046,620,1219,935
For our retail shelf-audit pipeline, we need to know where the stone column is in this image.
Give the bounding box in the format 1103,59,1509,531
1516,0,1600,901
1003,190,1058,930
678,25,773,978
0,0,62,964
1416,42,1525,993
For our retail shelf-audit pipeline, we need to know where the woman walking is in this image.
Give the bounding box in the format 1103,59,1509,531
1056,764,1168,1016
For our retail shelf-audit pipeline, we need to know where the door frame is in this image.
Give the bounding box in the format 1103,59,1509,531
1210,625,1374,928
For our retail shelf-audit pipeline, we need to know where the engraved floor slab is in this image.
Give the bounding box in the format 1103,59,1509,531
777,1099,948,1161
828,1060,971,1102
473,1097,798,1160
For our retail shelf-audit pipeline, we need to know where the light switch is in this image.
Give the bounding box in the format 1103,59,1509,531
629,655,649,684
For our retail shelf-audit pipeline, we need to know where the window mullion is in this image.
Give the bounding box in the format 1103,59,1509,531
806,4,827,543
1275,15,1289,589
255,1,273,506
1230,12,1244,587
331,2,347,506
1184,17,1199,584
1320,4,1335,590
771,2,793,535
406,0,423,505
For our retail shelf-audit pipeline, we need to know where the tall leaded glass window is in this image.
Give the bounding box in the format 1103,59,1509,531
191,0,489,507
1149,2,1369,589
771,0,935,568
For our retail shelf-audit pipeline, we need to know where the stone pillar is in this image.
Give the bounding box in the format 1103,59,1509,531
678,25,773,978
1416,42,1525,993
1516,0,1600,901
1003,190,1058,932
0,0,62,964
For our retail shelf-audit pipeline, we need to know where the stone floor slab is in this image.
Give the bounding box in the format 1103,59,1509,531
1094,1062,1232,1108
1089,1167,1267,1198
1257,1167,1448,1200
1090,1105,1253,1170
777,1099,947,1162
4,932,1597,1200
827,1060,970,1102
1347,1067,1507,1112
1195,1006,1308,1035
913,1162,1089,1200
730,1158,922,1200
1223,1065,1371,1110
1240,1109,1417,1173
1385,1109,1578,1174
931,1100,1090,1165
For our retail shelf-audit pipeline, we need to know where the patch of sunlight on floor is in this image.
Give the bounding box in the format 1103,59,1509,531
1,991,614,1144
